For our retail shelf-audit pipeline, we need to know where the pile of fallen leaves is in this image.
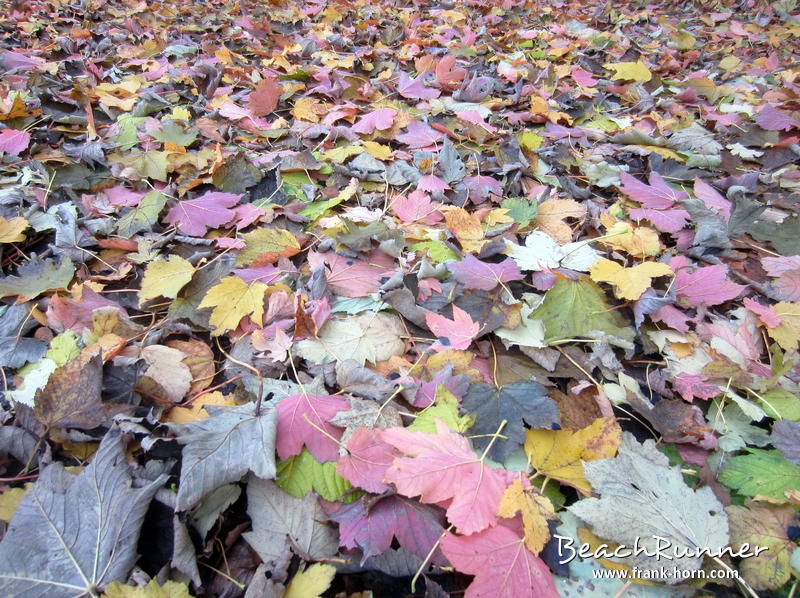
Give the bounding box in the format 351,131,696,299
0,0,799,596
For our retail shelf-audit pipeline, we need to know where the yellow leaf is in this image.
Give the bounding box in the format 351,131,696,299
199,276,268,335
524,417,622,495
0,487,29,522
443,207,485,253
102,579,194,598
599,213,662,258
283,563,336,598
603,61,652,83
671,31,696,50
0,216,27,243
322,144,363,163
138,255,195,305
589,259,673,301
769,302,800,350
236,228,301,266
362,141,392,161
163,391,237,424
293,97,329,122
498,479,556,553
534,199,586,244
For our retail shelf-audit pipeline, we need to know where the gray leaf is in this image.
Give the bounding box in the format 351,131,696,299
190,484,241,540
385,161,421,186
682,197,730,253
0,303,38,337
568,433,729,583
0,431,166,597
172,515,201,586
171,404,277,510
772,420,800,465
0,426,39,465
726,188,766,237
347,153,386,182
335,359,396,400
244,477,338,563
463,380,559,461
439,139,466,184
0,337,46,368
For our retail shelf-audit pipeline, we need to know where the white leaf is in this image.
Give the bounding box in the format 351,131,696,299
295,312,405,365
506,231,599,272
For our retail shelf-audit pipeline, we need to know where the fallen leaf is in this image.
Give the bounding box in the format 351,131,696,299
198,276,268,335
498,479,557,554
138,255,195,305
589,258,673,300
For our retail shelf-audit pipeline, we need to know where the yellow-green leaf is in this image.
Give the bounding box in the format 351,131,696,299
603,61,652,83
138,255,195,305
198,276,268,335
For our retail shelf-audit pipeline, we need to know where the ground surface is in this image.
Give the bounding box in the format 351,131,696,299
0,0,799,597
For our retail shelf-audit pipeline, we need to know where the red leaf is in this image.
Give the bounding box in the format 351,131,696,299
276,393,349,462
0,129,30,156
165,191,241,236
337,427,398,493
351,108,397,135
329,496,447,564
435,55,466,88
447,255,524,291
248,76,281,117
391,190,443,224
440,523,559,598
425,305,480,351
396,120,444,149
382,421,514,534
671,256,744,307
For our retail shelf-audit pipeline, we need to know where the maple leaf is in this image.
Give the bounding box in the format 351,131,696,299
440,523,559,598
396,72,441,100
534,198,586,244
435,55,466,88
382,420,515,534
447,254,524,291
351,108,397,134
506,231,599,272
329,495,446,564
619,171,690,233
138,255,195,305
670,255,744,307
337,426,398,493
295,312,405,365
462,381,560,461
198,276,268,335
589,258,673,301
603,61,652,82
236,228,301,266
391,190,443,224
307,250,394,297
396,120,444,148
498,479,557,554
0,129,30,155
165,191,240,236
425,305,480,351
248,75,281,116
276,392,349,462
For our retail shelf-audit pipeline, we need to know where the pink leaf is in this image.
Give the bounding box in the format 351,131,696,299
0,129,30,156
755,104,800,131
435,55,466,88
329,496,446,564
276,393,349,462
351,108,397,135
463,175,502,203
425,305,480,351
671,256,744,307
672,373,722,403
571,67,598,87
762,255,800,277
396,120,444,149
307,250,395,297
382,421,515,534
628,206,691,233
693,178,731,221
440,524,559,598
102,186,145,207
165,191,241,236
619,171,688,209
650,304,694,333
417,175,450,193
337,427,398,493
391,190,442,224
232,265,285,285
743,297,781,328
447,254,524,291
397,72,441,100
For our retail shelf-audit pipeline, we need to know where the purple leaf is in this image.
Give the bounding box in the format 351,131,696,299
165,192,241,236
447,254,524,291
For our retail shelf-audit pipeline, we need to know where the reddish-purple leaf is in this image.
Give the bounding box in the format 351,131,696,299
396,120,444,149
0,129,30,156
351,108,397,134
397,72,441,100
248,76,281,117
425,305,480,350
672,373,722,402
440,523,559,598
435,55,466,88
463,175,503,203
337,427,398,493
571,67,598,87
755,104,800,131
276,393,349,462
628,206,690,233
165,192,241,236
447,255,524,291
329,496,447,564
232,265,285,285
743,297,781,328
650,304,693,333
416,175,450,193
307,250,395,297
671,255,744,307
693,178,731,221
619,171,688,209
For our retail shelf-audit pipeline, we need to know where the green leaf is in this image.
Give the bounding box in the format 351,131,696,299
110,114,146,152
751,215,800,256
529,276,635,348
501,197,537,228
0,258,74,301
45,332,80,367
409,385,474,435
720,449,800,499
117,190,167,237
149,121,198,147
757,389,800,421
410,240,458,263
276,449,358,503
